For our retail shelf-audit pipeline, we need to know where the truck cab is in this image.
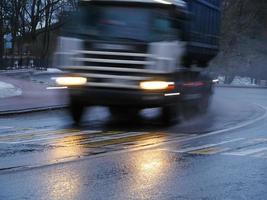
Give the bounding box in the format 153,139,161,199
54,0,221,125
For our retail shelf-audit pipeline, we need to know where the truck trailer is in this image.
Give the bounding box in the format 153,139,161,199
54,0,222,125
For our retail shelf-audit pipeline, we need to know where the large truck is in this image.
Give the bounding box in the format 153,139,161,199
55,0,222,125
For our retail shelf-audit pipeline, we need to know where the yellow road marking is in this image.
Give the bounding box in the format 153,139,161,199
189,147,230,155
0,129,81,142
48,131,149,145
65,133,167,148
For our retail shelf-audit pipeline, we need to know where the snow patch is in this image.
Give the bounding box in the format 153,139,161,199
0,81,22,98
231,76,256,86
47,68,62,73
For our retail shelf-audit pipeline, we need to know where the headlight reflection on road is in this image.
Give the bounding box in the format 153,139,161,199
43,135,86,199
48,134,86,162
125,145,171,198
133,135,168,179
142,157,162,172
135,148,169,184
45,169,81,200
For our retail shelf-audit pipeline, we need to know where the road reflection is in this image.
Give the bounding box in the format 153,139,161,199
47,170,80,200
41,136,85,199
48,134,86,161
140,151,165,176
133,146,169,186
47,130,170,162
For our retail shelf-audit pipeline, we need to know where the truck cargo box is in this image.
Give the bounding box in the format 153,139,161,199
183,0,222,67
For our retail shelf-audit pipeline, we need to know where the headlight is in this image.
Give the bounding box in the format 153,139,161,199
140,81,174,90
212,79,219,83
55,77,87,86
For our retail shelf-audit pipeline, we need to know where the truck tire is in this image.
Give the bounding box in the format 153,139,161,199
161,105,179,125
69,97,85,125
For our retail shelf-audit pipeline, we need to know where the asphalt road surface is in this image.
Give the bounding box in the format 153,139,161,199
0,87,267,200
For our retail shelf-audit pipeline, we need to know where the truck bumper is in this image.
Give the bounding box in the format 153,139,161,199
68,87,181,108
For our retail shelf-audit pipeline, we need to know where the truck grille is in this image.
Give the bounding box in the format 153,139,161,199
61,42,166,89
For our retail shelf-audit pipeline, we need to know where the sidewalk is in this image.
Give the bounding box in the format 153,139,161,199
0,75,68,115
0,81,22,98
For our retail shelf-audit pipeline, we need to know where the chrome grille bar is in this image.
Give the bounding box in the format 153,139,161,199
62,66,166,74
75,50,152,57
71,57,154,65
85,82,139,89
77,73,149,80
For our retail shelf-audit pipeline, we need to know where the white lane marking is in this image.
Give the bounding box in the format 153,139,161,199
177,104,267,140
159,104,267,147
223,147,267,156
161,138,244,153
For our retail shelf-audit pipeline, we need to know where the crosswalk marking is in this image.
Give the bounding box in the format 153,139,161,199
162,138,244,154
0,128,180,149
0,128,80,141
157,136,267,160
47,131,152,146
0,129,101,144
3,126,267,160
52,132,169,148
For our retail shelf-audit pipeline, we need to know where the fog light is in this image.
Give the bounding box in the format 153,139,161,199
140,81,174,90
56,77,87,86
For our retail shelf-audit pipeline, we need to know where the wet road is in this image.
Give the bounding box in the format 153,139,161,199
0,87,267,200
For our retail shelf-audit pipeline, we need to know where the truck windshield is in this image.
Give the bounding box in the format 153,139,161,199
68,5,179,42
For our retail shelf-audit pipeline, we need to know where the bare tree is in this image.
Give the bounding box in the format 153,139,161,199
0,0,4,60
0,0,78,69
0,0,11,58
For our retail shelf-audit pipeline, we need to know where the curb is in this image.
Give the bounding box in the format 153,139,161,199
0,104,68,116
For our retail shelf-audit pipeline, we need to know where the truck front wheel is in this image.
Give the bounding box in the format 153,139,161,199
69,97,85,125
